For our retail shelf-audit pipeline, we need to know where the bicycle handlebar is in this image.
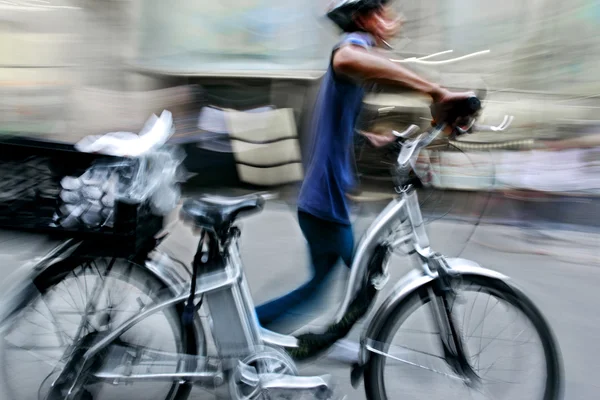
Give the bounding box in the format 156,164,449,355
471,115,514,132
395,95,514,175
392,124,420,139
397,124,447,169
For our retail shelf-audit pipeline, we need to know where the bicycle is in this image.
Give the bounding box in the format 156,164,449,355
0,96,562,400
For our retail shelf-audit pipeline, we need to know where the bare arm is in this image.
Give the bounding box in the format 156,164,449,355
333,44,445,101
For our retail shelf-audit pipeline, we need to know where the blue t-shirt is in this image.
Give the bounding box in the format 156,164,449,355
297,32,375,225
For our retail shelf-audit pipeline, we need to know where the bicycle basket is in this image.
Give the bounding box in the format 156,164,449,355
0,136,164,256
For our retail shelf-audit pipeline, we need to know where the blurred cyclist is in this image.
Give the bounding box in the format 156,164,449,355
256,0,471,332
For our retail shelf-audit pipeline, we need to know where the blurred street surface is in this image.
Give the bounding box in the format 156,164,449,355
2,1,600,399
0,197,598,399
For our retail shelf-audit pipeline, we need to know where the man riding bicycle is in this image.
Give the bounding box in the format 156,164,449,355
256,0,472,336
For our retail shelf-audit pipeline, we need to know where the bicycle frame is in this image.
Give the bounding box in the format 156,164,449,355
0,159,511,394
334,185,429,323
0,120,522,398
0,185,401,392
75,184,425,352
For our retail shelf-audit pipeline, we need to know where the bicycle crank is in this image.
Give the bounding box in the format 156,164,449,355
230,347,343,400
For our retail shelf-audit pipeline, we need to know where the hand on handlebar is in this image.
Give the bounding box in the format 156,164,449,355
430,90,479,132
394,111,514,179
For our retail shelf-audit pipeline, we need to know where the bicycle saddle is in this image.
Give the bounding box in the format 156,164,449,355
181,194,265,232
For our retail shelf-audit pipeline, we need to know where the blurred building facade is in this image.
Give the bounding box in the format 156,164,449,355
2,0,600,90
2,0,600,140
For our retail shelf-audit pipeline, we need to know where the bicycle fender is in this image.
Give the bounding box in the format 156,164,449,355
356,258,510,375
0,240,83,334
0,242,188,334
144,254,190,295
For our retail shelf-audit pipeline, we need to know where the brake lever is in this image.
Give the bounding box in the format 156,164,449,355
397,125,445,167
392,124,420,140
473,115,514,132
397,134,424,166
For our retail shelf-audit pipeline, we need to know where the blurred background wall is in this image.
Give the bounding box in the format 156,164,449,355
2,0,600,143
3,0,600,90
130,0,600,94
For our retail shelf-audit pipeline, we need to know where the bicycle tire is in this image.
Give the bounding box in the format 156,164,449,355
364,274,562,400
0,256,203,400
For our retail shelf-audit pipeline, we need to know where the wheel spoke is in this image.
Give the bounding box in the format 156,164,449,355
0,257,196,400
373,278,556,400
468,298,500,338
367,339,463,381
366,338,444,361
2,343,64,367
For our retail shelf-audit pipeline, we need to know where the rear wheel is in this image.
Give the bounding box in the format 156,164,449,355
0,256,202,400
364,275,562,400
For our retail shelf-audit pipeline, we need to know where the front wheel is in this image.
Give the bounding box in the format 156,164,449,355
364,274,562,400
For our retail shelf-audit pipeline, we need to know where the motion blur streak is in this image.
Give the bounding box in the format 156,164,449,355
0,1,599,399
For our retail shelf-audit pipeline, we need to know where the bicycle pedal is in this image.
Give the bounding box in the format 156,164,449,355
261,387,345,400
314,387,346,400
